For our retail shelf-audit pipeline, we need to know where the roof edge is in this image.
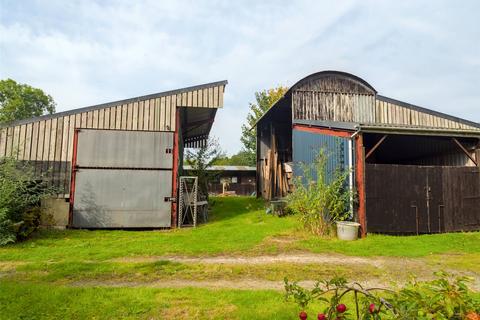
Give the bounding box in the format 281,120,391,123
1,80,228,128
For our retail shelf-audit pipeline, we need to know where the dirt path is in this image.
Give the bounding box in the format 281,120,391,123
70,279,393,291
112,253,398,268
104,253,480,291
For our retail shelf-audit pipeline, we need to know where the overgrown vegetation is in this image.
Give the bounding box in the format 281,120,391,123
287,150,354,236
285,273,480,319
0,157,54,245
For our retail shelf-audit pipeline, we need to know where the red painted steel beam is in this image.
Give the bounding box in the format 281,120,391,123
171,110,180,228
355,133,367,237
68,129,79,228
292,124,353,138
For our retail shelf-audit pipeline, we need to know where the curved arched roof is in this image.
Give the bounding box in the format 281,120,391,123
254,70,376,127
289,70,377,94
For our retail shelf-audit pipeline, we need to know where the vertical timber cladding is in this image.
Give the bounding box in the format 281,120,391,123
72,129,174,228
292,73,376,123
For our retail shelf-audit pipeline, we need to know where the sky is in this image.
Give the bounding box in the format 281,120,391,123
1,0,479,155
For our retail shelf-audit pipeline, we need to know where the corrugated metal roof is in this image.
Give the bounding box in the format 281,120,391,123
358,123,480,137
183,165,256,171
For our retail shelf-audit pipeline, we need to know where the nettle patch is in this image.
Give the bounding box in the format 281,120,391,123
285,272,480,320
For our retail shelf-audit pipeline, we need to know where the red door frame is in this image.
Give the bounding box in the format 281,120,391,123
292,124,367,237
68,129,79,228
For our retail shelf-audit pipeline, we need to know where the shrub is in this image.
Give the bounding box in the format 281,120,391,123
286,149,354,236
0,157,55,245
285,272,480,319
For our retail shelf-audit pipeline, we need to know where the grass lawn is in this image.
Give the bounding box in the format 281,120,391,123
1,196,479,319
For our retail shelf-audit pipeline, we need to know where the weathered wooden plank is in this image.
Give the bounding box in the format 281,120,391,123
132,101,138,130
165,95,171,130
80,112,87,128
49,118,58,162
171,94,177,131
92,109,99,128
192,90,198,107
98,108,105,129
148,99,155,130
30,121,39,163
127,102,133,130
143,99,150,130
86,111,93,128
198,89,203,107
203,88,208,107
12,125,20,159
186,90,192,107
181,92,187,106
23,123,33,160
213,86,219,107
121,104,128,130
154,98,160,130
219,85,224,107
138,101,144,130
54,117,64,190
159,97,166,131
115,106,122,130
17,124,26,160
208,87,214,107
36,121,45,162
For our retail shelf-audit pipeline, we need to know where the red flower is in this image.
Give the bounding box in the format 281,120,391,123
336,304,347,313
369,303,376,314
299,311,308,320
317,313,326,320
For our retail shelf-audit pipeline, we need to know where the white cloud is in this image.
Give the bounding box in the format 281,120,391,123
1,0,479,154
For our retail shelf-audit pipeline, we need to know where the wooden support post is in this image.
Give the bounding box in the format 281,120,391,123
452,137,478,166
365,134,388,160
355,133,367,238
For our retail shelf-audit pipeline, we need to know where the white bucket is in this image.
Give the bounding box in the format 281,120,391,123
336,221,361,241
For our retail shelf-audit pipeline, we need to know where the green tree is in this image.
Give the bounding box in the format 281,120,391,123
0,79,56,124
185,137,224,199
240,86,288,165
213,150,253,166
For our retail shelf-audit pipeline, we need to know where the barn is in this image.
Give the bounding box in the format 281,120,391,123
255,71,480,236
0,80,227,228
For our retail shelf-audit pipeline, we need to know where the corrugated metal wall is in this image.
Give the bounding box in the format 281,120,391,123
0,82,226,196
292,129,351,182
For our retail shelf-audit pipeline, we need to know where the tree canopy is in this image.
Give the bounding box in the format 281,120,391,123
240,86,288,165
0,79,56,124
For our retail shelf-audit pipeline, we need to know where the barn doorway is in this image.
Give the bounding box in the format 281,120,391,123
70,129,174,228
363,132,480,234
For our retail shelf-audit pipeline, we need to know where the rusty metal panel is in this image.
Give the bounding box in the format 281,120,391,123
72,169,172,228
76,129,173,169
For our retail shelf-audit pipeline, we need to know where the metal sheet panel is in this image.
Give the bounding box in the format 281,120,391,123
292,129,350,182
72,169,172,228
76,129,173,168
